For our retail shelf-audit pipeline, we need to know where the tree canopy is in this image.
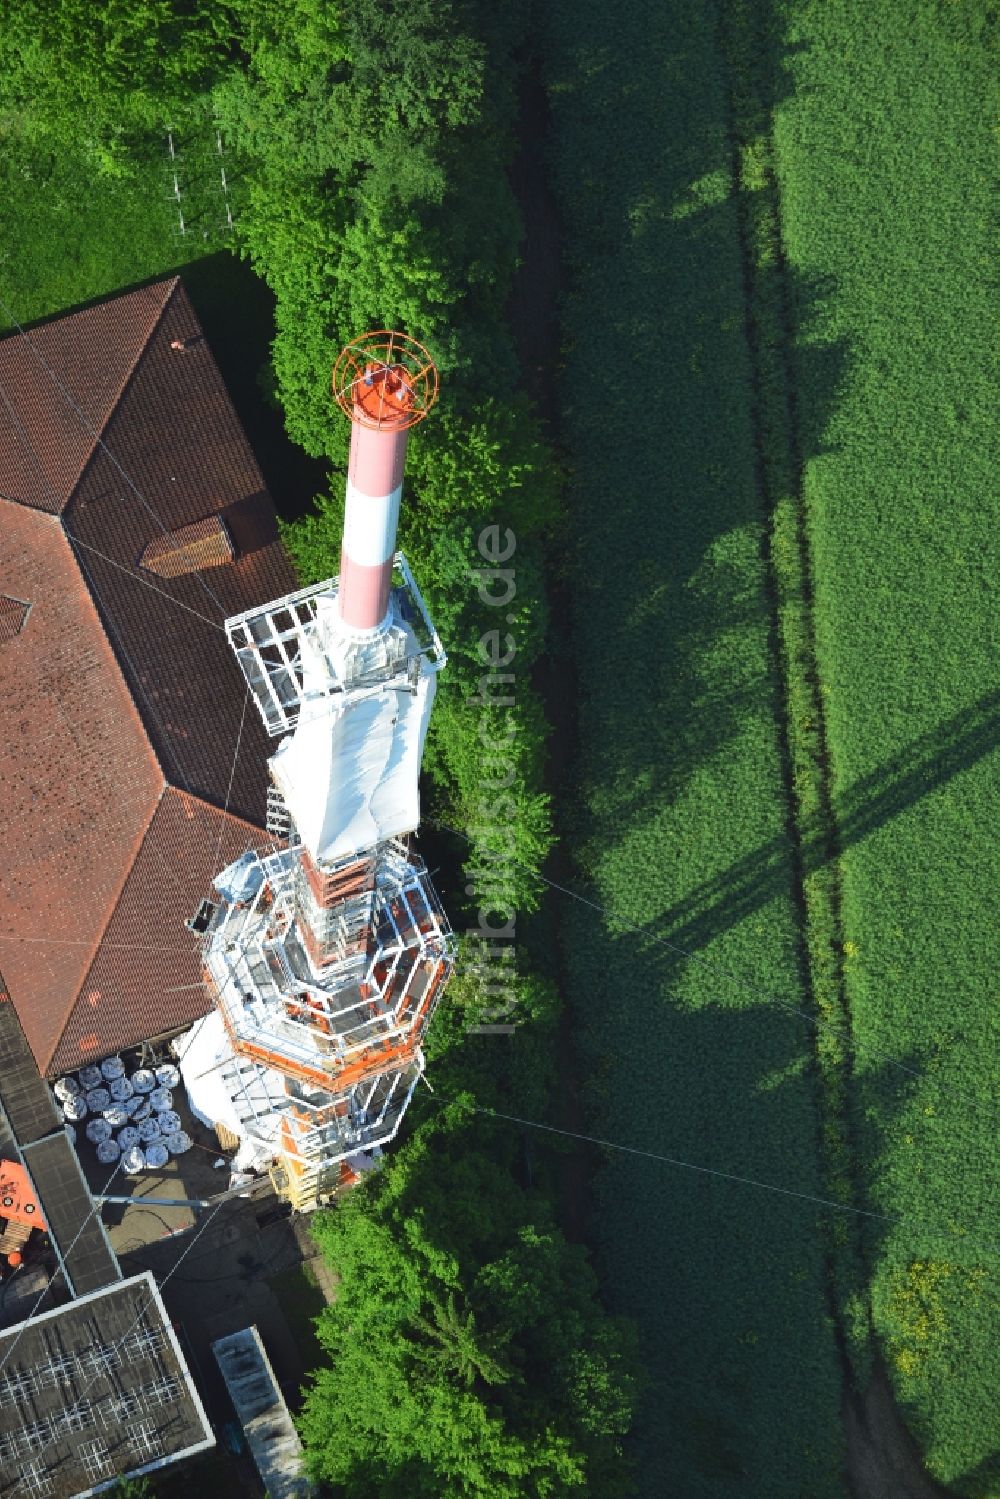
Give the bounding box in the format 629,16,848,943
300,1101,638,1497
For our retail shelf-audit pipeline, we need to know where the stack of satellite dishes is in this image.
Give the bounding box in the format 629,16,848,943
54,1057,194,1173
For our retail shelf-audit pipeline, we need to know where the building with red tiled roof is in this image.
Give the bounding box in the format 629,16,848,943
0,277,298,1075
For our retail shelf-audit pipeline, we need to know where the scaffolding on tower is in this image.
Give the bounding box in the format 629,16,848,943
188,333,454,1211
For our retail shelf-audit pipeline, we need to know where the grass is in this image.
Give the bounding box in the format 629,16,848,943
0,120,219,330
715,0,873,1382
540,0,996,1483
769,1,999,1489
538,3,844,1492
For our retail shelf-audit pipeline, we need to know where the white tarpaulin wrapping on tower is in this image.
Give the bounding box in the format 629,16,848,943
175,1011,284,1173
269,671,435,863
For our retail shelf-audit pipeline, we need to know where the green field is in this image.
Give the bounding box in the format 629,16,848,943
543,0,996,1492
540,2,845,1492
0,118,227,327
771,2,999,1488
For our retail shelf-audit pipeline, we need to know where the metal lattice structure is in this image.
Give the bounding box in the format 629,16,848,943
207,844,449,1069
201,840,452,1206
195,335,453,1210
225,555,445,738
332,331,439,431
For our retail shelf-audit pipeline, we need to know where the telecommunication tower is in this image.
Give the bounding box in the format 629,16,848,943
195,333,453,1210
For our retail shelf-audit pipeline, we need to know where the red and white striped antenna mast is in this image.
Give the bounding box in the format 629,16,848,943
193,329,452,1212
332,331,438,633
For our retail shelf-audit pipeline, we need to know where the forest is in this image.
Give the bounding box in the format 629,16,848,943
0,0,996,1494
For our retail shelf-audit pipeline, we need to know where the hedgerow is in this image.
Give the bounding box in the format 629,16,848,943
218,0,561,913
208,4,638,1486
300,1096,639,1498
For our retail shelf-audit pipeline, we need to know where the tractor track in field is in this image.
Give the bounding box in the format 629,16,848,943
717,6,952,1497
715,1,911,1493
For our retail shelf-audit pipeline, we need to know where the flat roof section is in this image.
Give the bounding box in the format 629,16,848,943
0,988,62,1145
0,1105,15,1163
0,979,119,1298
212,1325,314,1499
20,1135,120,1299
0,1270,215,1498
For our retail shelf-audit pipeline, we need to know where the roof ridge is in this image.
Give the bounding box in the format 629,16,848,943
0,494,59,525
40,783,167,1076
47,786,271,1075
59,277,179,511
162,783,269,838
55,516,170,786
31,517,168,1073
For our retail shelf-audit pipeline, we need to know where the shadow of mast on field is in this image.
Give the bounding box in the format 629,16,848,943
648,688,1000,960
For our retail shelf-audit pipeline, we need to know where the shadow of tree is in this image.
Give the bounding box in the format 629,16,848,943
554,954,937,1494
535,49,848,867
529,0,993,1490
952,1452,1000,1499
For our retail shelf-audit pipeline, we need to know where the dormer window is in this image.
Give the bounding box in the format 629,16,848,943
139,516,235,578
0,594,30,643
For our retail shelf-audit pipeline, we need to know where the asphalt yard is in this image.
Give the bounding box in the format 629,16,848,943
49,1045,338,1438
120,1196,334,1423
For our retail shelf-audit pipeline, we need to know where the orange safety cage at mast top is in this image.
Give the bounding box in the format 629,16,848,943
332,330,439,432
